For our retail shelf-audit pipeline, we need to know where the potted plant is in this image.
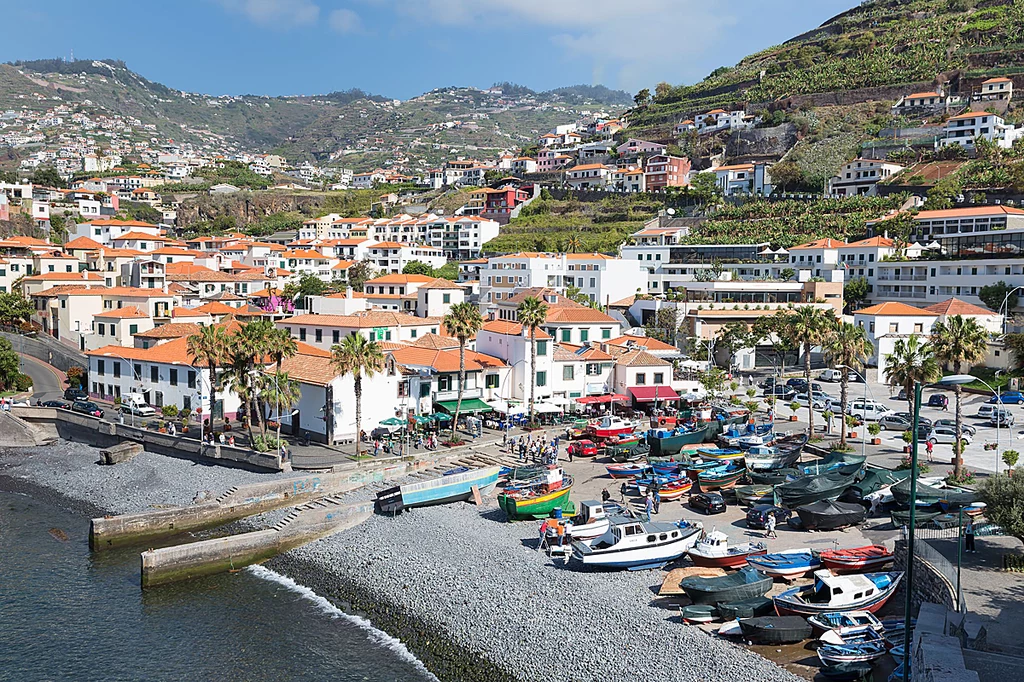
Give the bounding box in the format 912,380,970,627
1003,449,1020,474
224,416,232,432
746,387,757,399
788,401,801,422
730,381,739,393
901,430,913,454
867,422,881,445
846,415,859,439
744,400,760,414
952,439,966,467
158,419,167,434
179,407,192,433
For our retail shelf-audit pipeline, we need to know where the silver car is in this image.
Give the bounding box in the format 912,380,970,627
927,426,973,446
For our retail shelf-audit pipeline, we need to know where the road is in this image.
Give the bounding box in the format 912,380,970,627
18,354,65,403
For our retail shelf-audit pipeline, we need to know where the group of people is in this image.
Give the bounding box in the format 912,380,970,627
506,432,560,465
537,516,572,552
205,432,236,447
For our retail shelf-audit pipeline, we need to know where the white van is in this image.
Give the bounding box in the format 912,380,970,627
120,392,156,417
818,369,843,382
848,399,893,421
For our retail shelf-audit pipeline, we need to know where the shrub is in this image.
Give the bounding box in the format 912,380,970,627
13,373,32,392
746,388,757,398
896,455,930,474
867,422,881,436
982,473,1024,543
66,365,85,388
945,469,977,487
161,404,179,418
1002,449,1020,471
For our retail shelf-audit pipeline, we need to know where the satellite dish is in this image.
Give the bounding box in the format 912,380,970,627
667,208,676,216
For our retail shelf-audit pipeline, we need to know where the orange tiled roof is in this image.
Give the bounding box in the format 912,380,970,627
923,298,996,316
854,302,934,316
94,306,148,319
606,334,676,352
480,319,552,339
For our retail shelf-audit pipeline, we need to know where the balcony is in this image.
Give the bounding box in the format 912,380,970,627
876,274,927,281
433,387,483,402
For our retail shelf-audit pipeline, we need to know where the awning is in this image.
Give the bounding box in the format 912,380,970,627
628,386,681,403
436,398,493,414
534,402,563,414
546,396,572,406
575,394,629,405
489,398,526,415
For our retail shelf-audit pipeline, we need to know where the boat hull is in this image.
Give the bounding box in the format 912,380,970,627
796,500,868,531
773,573,903,616
697,468,746,491
688,545,767,569
648,424,712,456
572,524,702,570
738,616,813,644
377,467,500,513
820,546,894,573
679,567,773,605
746,549,820,579
498,485,573,521
605,464,646,479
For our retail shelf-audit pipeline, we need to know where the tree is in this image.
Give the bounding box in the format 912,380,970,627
186,325,230,429
282,273,329,309
262,327,299,436
633,88,651,107
434,262,459,281
779,268,796,282
331,334,385,456
751,313,797,374
981,473,1024,544
1002,449,1019,472
346,260,376,292
402,260,434,276
843,277,870,313
823,321,872,448
785,307,833,438
1005,332,1024,369
978,280,1018,313
0,337,19,390
222,320,275,442
0,292,34,328
686,173,723,208
260,372,302,441
564,232,583,254
769,161,805,191
31,167,64,189
517,296,549,424
442,302,485,442
698,367,728,401
883,335,941,413
654,82,672,101
714,322,752,366
643,307,683,346
932,315,988,477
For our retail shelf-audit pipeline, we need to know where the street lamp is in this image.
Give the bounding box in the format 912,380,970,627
898,381,924,682
999,285,1024,336
836,364,875,461
939,374,1002,474
99,350,145,427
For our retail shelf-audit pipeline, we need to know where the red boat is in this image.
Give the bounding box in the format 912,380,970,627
655,479,693,501
820,545,894,573
586,415,640,440
687,530,768,568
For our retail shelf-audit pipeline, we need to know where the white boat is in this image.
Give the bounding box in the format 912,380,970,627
686,530,767,569
745,547,820,579
744,435,807,470
774,569,904,616
587,415,641,439
808,610,884,636
571,518,703,570
567,500,612,541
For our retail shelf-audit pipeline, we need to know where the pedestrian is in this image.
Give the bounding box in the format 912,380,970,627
925,439,934,462
502,431,507,448
556,520,566,547
653,488,661,515
765,513,778,539
601,488,611,503
620,481,628,502
567,443,574,463
218,432,225,445
645,494,654,521
537,518,550,552
168,422,176,436
965,518,976,553
228,435,235,446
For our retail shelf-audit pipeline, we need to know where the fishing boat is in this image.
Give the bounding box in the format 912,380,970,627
602,434,642,456
680,605,717,623
679,566,773,606
775,471,859,508
738,616,812,644
695,447,744,462
497,468,574,521
376,466,501,513
744,434,808,471
817,627,888,665
716,596,774,620
498,465,546,484
747,468,800,485
687,530,767,568
605,462,646,479
746,548,821,579
634,472,685,495
963,502,986,518
587,415,640,440
820,545,894,573
697,464,746,491
891,477,977,510
820,662,875,681
800,452,867,477
773,569,903,616
570,517,703,570
795,500,868,531
655,478,693,501
807,611,884,636
840,468,911,504
610,444,648,463
646,423,713,456
651,460,683,476
718,422,774,447
819,624,888,648
890,508,945,528
566,500,611,541
733,484,775,506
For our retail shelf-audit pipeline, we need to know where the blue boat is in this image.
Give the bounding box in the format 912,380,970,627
695,447,743,462
746,548,821,579
651,461,683,476
376,466,501,513
633,472,684,491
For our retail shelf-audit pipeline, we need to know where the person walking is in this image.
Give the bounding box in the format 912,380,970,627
653,488,661,515
567,443,574,463
765,512,778,539
965,518,977,553
925,439,934,463
620,481,628,502
538,518,550,552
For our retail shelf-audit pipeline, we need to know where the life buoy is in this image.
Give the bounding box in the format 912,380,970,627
658,417,668,427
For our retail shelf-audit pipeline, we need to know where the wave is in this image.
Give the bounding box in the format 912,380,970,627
247,565,438,681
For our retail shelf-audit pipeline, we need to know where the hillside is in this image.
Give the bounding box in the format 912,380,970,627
0,59,628,171
629,0,1024,134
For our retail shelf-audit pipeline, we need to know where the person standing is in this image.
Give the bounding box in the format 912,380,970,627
567,443,574,463
538,518,550,552
925,439,934,463
765,512,778,539
645,494,654,521
965,518,976,553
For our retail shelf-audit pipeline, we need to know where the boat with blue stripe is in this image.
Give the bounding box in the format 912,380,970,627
376,466,501,513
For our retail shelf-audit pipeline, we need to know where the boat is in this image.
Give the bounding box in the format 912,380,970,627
773,569,903,616
890,508,945,528
744,434,808,471
655,479,693,501
696,447,744,462
634,472,686,495
819,624,888,647
807,611,884,636
571,517,703,570
795,500,868,531
775,471,859,508
697,464,746,491
498,465,546,484
497,468,574,521
718,422,774,448
602,434,641,456
738,616,812,644
687,530,768,568
737,432,775,449
716,596,774,620
889,662,910,682
376,466,501,513
646,423,713,456
840,468,911,503
800,452,867,477
651,460,683,476
733,484,775,506
963,502,986,518
680,605,717,624
610,444,647,463
566,500,611,541
817,627,888,665
605,462,647,479
820,662,875,681
679,566,773,606
891,477,978,510
746,548,821,579
820,545,894,573
748,468,800,485
587,415,640,440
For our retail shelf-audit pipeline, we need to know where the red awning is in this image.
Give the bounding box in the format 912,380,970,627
628,386,681,402
575,394,630,405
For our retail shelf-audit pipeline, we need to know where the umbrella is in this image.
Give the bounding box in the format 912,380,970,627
379,417,404,426
411,414,431,425
431,413,452,422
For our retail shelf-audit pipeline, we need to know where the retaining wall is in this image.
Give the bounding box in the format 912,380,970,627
1,330,86,375
894,538,960,612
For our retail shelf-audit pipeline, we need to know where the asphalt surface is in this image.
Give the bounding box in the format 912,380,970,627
18,354,65,403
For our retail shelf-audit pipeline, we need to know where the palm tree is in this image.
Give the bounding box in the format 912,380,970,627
823,321,873,448
442,302,484,442
186,325,229,430
331,334,385,457
884,335,941,415
932,315,988,477
517,296,549,424
263,327,299,436
565,232,583,254
786,307,832,438
261,371,302,441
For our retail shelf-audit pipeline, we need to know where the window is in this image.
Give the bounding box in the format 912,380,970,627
170,369,178,386
561,329,571,342
97,323,105,336
635,372,646,385
889,322,898,333
410,329,418,338
914,323,923,333
580,329,589,343
601,328,611,339
536,371,547,387
419,383,431,398
536,340,547,356
315,329,322,343
563,365,574,380
113,363,121,378
485,374,499,389
442,293,451,304
654,372,664,384
188,371,196,389
134,364,141,380
438,375,452,391
589,277,595,288
151,366,158,383
299,328,306,341
586,363,601,376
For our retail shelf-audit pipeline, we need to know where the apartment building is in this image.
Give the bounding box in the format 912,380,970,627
938,111,1022,149
276,311,441,350
480,252,644,309
828,159,904,197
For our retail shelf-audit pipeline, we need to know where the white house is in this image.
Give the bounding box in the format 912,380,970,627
829,159,904,198
939,111,1022,149
564,164,611,189
853,302,939,377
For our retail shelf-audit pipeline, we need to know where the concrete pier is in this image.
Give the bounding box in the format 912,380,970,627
140,499,373,588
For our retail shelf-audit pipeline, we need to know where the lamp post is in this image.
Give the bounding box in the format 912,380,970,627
900,381,923,682
999,285,1024,336
836,364,875,460
940,374,1002,474
99,350,145,427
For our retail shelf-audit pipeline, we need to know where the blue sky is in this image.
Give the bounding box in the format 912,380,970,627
4,0,854,99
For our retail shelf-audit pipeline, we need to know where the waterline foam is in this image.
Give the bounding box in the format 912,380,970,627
248,565,438,681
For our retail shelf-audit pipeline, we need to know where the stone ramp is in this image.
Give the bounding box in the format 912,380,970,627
0,410,58,447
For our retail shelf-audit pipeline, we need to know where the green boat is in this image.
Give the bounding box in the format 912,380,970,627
891,478,977,510
612,442,650,462
604,438,642,456
646,423,713,456
498,478,575,520
840,469,911,503
775,471,859,508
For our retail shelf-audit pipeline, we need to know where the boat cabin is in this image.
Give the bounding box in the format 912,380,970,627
810,570,880,605
576,501,607,524
698,530,729,549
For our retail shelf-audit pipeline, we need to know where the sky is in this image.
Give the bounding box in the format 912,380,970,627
3,0,854,99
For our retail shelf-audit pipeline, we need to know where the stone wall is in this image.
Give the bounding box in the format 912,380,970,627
1,330,86,374
726,123,798,161
893,538,960,612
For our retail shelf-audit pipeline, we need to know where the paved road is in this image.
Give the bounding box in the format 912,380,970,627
18,354,65,403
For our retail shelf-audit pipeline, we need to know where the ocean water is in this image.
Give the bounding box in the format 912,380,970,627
0,491,436,682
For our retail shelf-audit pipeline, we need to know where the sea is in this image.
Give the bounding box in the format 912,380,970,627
0,490,437,681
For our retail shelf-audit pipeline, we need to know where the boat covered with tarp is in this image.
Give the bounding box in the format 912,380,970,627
776,471,859,508
795,500,868,531
679,566,772,605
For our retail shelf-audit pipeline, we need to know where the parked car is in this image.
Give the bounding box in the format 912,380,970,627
764,386,797,400
976,404,1003,420
932,419,976,437
786,379,823,392
71,400,104,418
877,413,913,431
927,426,974,446
927,394,949,409
39,400,70,409
689,492,726,515
794,391,835,410
745,504,792,530
848,399,894,421
63,387,88,401
568,440,598,458
989,391,1024,405
818,369,843,382
990,409,1015,427
119,402,157,417
891,413,933,430
760,377,778,389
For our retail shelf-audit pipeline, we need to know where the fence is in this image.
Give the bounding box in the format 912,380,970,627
903,526,967,613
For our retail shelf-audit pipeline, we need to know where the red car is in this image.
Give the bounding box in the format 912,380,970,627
569,440,598,458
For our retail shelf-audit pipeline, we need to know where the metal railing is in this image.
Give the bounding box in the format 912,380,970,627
902,526,967,612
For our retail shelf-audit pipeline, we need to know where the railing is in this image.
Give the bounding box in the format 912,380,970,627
902,526,966,612
876,275,928,281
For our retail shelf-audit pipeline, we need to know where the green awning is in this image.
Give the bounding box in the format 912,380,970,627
436,398,493,414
